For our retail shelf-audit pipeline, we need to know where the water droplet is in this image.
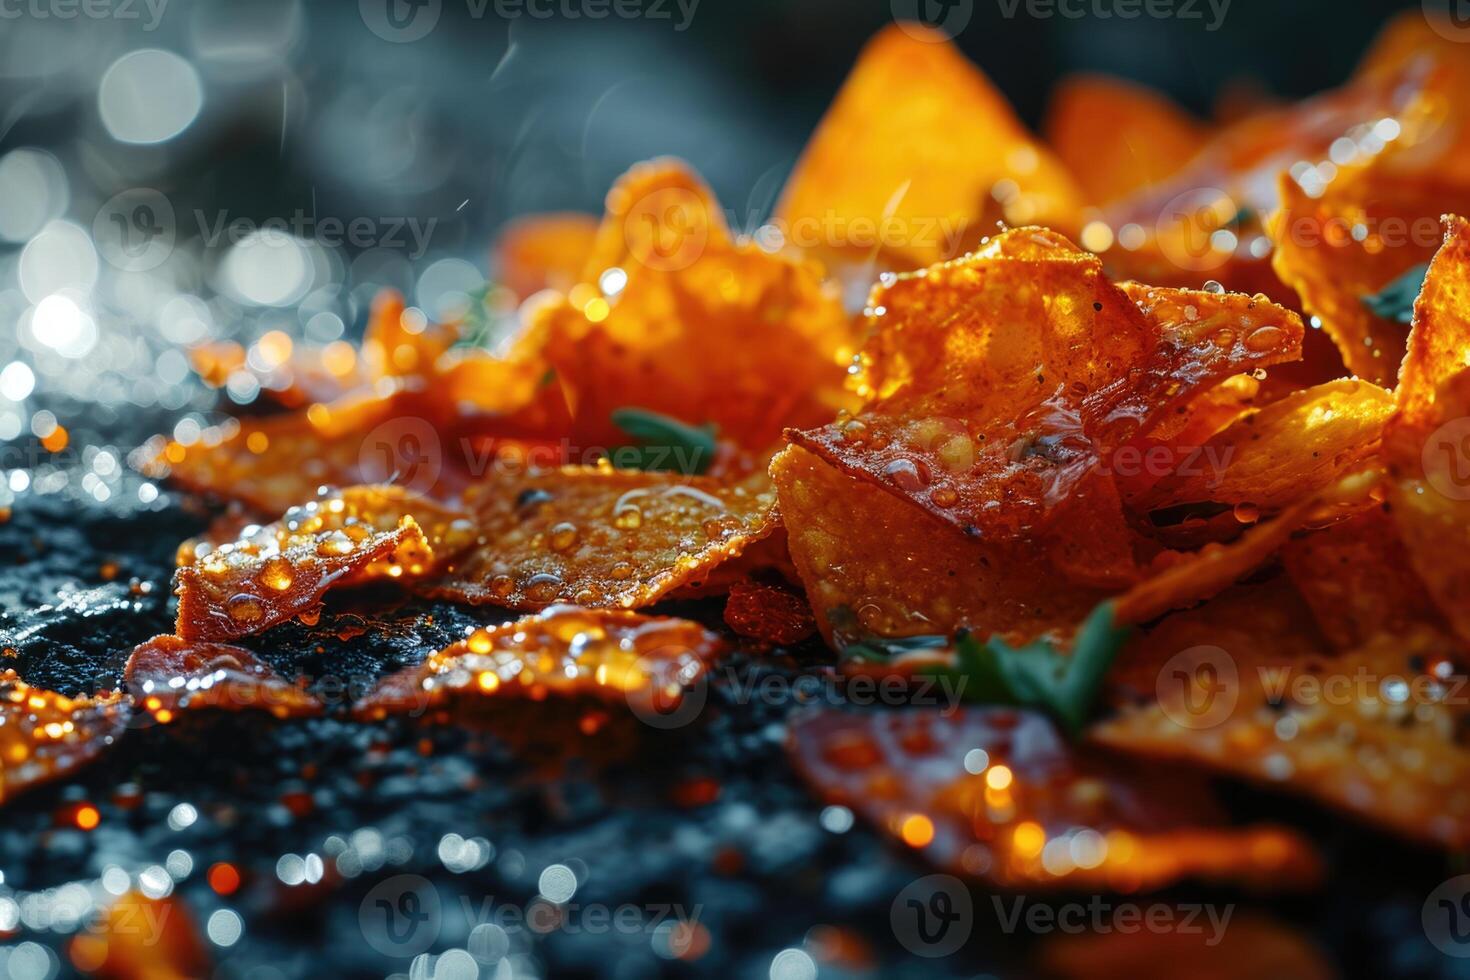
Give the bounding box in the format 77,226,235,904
258,556,294,592
316,530,354,557
882,457,929,491
1211,327,1236,348
489,575,515,597
525,573,564,603
1202,280,1226,294
609,561,634,580
931,487,959,508
1244,325,1286,352
226,594,264,623
467,629,493,655
548,522,579,552
613,505,643,530
1233,502,1260,524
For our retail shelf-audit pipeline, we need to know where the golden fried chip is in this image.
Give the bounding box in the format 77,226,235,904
1270,160,1470,384
1282,506,1442,649
425,466,777,610
495,211,599,298
791,230,1302,541
773,444,1107,648
774,25,1083,271
788,707,1318,890
355,604,721,720
174,486,454,640
1045,74,1207,206
1128,379,1392,516
361,288,457,379
1034,914,1334,980
520,159,856,453
1383,216,1470,646
125,635,322,720
1092,626,1470,848
0,670,129,805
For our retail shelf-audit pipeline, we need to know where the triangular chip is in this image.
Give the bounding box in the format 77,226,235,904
774,25,1083,272
126,634,322,720
1092,625,1470,848
425,465,777,610
1,670,129,805
355,605,721,721
1045,74,1207,206
788,707,1318,890
173,486,456,640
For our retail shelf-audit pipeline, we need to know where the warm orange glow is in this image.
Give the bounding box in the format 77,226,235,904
246,431,270,454
900,813,935,847
256,330,294,369
75,804,100,830
208,863,241,895
41,426,69,453
985,764,1014,790
321,340,357,376
1012,820,1046,858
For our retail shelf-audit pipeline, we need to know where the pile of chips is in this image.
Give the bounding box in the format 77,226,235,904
9,13,1470,899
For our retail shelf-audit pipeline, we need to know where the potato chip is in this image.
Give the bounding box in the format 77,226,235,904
125,635,321,720
723,580,816,646
1092,625,1470,848
174,487,451,641
790,230,1302,542
774,25,1083,271
360,288,457,379
425,466,778,610
1045,74,1207,206
1282,506,1442,649
788,707,1318,890
1034,914,1333,980
1128,378,1392,516
1270,160,1470,384
494,211,599,298
0,670,129,805
772,444,1108,649
354,604,721,721
519,159,856,454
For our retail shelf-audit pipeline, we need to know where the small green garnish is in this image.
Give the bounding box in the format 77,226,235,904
454,283,497,349
1362,262,1429,324
841,602,1128,734
609,407,717,476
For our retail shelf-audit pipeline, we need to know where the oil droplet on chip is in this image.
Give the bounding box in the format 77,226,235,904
258,556,294,592
882,457,929,491
1244,325,1286,352
1233,502,1260,524
525,573,564,603
613,506,643,530
225,594,264,623
548,522,580,552
609,561,634,580
316,530,355,557
931,487,959,508
489,575,515,597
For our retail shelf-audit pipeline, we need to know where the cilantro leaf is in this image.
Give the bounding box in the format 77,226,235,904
1362,263,1429,325
610,408,718,476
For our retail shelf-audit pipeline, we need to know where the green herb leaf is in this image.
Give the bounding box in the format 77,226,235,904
609,407,718,476
840,602,1128,734
1362,263,1429,325
454,283,496,349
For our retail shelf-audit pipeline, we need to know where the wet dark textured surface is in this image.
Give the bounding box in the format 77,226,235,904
1,488,1467,980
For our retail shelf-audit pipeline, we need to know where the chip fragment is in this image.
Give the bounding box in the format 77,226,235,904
125,634,322,720
775,24,1083,271
494,212,599,299
788,707,1318,890
174,486,451,640
355,604,722,721
0,670,129,805
426,466,778,610
722,580,816,646
1092,626,1470,848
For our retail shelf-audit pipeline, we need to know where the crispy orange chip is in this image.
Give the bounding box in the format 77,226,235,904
1384,215,1470,646
773,444,1108,648
788,707,1318,890
174,486,454,640
1045,74,1207,206
426,466,777,610
1128,378,1392,518
354,604,721,720
1282,505,1442,650
1092,625,1470,849
775,25,1083,271
519,159,856,453
790,230,1302,542
0,670,129,805
494,212,599,299
125,635,322,719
